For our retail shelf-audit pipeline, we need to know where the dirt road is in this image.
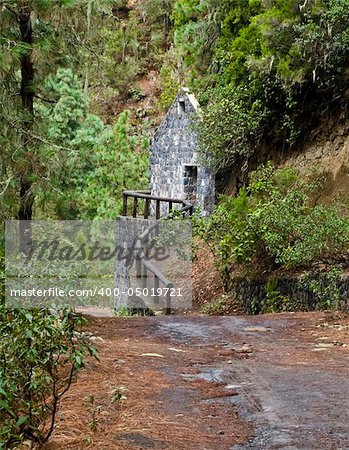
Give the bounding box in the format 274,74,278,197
46,312,349,450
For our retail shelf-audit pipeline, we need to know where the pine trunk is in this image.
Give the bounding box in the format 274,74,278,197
18,5,34,222
18,5,34,254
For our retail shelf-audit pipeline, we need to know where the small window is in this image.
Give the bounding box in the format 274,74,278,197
178,99,186,114
183,166,198,200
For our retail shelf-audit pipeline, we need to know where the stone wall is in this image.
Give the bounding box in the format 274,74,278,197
229,276,349,314
150,90,215,216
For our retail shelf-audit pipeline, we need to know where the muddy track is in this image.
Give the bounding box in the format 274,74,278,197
154,314,349,449
46,312,349,450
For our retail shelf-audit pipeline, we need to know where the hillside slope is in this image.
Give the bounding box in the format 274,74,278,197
284,117,349,205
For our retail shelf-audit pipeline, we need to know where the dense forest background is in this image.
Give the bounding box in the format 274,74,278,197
1,0,348,226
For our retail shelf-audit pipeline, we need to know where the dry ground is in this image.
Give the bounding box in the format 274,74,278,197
43,311,349,450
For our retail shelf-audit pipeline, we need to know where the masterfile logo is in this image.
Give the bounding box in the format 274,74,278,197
5,218,192,310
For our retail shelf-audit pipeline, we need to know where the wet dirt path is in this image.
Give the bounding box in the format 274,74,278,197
47,312,349,450
154,313,349,449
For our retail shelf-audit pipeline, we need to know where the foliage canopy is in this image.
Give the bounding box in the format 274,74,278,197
173,0,349,170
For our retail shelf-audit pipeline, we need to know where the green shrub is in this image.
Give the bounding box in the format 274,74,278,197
195,84,269,172
0,307,97,448
300,266,343,309
195,164,349,284
261,279,289,313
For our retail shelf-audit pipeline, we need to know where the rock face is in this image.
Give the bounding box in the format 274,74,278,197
283,117,349,204
150,87,215,216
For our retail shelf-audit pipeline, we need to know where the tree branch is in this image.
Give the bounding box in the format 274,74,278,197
34,94,56,104
2,2,19,19
0,176,14,197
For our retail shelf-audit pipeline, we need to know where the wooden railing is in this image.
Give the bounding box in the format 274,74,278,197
122,190,193,314
122,190,194,219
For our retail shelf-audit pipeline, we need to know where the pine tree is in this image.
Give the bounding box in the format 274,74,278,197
0,0,112,222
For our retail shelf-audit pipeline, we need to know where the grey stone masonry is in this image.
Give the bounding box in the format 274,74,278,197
150,87,215,216
229,276,349,314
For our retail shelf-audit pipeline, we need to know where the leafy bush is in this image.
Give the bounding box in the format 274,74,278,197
261,279,289,313
195,164,349,284
0,307,97,448
195,84,269,172
300,266,343,309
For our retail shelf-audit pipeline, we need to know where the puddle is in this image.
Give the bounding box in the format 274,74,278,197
181,368,225,382
242,327,270,333
115,432,159,448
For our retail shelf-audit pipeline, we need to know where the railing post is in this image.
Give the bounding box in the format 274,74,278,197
156,200,161,220
154,275,159,306
122,194,128,216
165,283,173,315
121,190,194,317
132,197,138,218
136,256,142,279
144,198,150,219
142,265,147,289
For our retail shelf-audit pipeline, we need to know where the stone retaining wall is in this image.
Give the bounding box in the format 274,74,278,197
229,275,349,314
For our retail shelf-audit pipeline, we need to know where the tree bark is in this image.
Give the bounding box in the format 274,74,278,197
18,4,34,222
18,4,34,254
84,0,92,96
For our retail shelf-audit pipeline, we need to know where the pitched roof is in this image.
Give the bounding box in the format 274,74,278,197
180,87,200,111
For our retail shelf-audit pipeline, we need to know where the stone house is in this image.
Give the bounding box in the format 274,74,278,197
149,87,215,215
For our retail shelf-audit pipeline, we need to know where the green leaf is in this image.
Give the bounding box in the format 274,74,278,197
16,416,29,427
